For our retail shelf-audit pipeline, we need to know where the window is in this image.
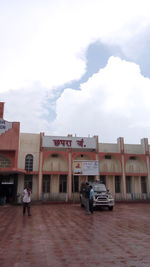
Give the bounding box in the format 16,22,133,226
24,175,33,190
72,176,79,192
126,176,132,193
105,155,112,159
0,155,11,168
129,156,136,160
115,176,121,193
100,175,106,185
51,154,58,158
59,175,67,193
43,175,51,193
141,176,147,194
25,154,33,171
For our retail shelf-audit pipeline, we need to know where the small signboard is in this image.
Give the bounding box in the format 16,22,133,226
1,177,14,184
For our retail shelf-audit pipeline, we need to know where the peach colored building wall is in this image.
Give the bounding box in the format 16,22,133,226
18,133,40,171
17,136,150,201
0,122,20,151
100,158,122,173
1,102,150,203
125,159,147,173
43,155,68,172
0,122,20,168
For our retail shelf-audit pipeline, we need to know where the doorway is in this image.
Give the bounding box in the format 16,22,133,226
0,175,18,204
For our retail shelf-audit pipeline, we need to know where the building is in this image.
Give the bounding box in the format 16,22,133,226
0,102,150,204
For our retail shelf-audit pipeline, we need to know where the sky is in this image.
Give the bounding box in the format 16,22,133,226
0,0,150,144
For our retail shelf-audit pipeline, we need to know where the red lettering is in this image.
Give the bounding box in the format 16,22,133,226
76,138,84,147
53,139,61,146
66,140,72,147
53,139,72,147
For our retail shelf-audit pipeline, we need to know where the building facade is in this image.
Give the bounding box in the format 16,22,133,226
0,102,150,204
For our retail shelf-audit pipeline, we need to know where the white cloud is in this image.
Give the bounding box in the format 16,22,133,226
1,0,150,92
1,86,51,133
1,0,150,143
51,57,150,143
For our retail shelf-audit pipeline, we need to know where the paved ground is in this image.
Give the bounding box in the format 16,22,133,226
0,203,150,267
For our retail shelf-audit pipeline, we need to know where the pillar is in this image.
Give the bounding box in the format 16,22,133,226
38,151,43,200
38,133,44,200
141,138,150,193
118,137,126,198
67,151,72,201
0,102,4,119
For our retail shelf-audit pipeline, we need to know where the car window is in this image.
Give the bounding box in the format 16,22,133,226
93,184,106,192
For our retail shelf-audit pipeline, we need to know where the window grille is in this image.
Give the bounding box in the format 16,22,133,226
59,175,67,193
141,176,147,194
43,175,51,193
126,176,132,193
72,176,79,192
25,154,33,171
115,176,121,193
0,155,11,168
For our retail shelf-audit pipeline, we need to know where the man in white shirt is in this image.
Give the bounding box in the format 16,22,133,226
22,186,32,216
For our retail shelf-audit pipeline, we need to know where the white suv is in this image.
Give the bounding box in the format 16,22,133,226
80,182,114,211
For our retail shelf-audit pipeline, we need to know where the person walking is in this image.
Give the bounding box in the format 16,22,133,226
84,182,91,214
22,186,32,216
89,185,94,214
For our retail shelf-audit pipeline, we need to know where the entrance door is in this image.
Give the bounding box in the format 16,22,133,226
0,175,18,203
100,175,106,185
0,184,13,203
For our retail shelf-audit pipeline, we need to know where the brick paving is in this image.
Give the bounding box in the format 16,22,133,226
0,203,150,267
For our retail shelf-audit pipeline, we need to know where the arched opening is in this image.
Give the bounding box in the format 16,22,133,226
25,154,33,171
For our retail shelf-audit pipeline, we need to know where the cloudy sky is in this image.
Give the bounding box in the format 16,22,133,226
1,0,150,144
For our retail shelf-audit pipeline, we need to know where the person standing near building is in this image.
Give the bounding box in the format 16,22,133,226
89,185,94,214
22,186,32,216
84,182,91,214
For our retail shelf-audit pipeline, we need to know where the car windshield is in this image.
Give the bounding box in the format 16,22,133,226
93,184,106,192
